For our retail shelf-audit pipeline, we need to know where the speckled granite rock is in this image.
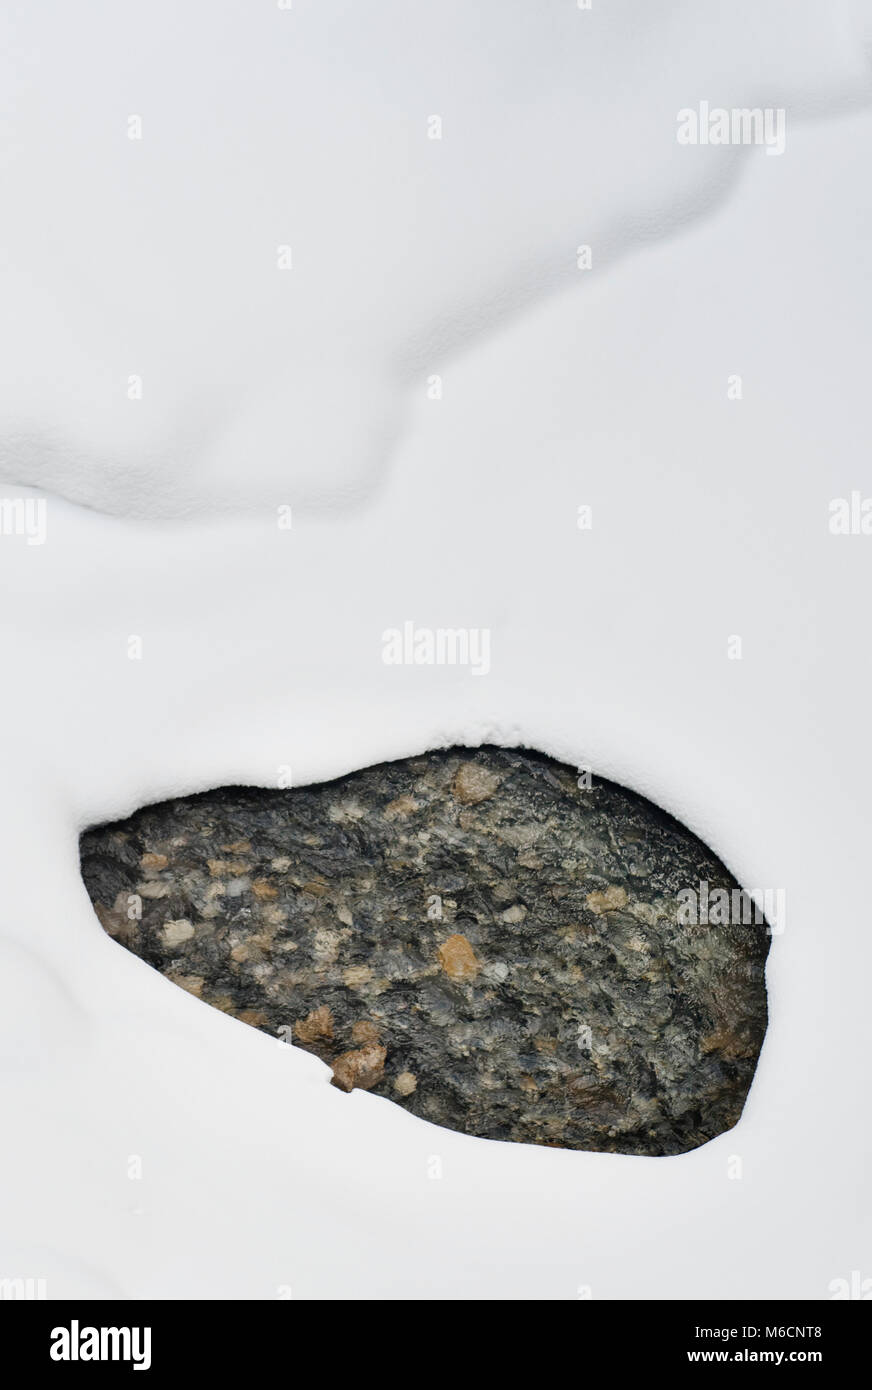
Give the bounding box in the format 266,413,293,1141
79,747,769,1156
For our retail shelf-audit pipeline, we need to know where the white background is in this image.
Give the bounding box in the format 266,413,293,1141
0,1,870,1298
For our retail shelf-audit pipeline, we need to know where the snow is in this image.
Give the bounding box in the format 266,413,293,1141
0,0,870,1298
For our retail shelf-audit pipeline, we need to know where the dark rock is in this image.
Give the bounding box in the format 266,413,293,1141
79,746,770,1155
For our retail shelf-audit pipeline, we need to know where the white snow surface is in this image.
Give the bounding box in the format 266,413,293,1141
1,0,870,1298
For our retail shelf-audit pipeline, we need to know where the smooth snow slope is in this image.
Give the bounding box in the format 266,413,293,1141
1,0,871,517
0,1,870,1298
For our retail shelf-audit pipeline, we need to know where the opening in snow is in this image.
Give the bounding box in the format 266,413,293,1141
79,746,769,1156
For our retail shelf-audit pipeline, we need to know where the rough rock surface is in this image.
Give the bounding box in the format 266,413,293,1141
79,746,769,1156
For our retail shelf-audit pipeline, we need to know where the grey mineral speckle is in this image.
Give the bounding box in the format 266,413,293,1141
79,746,770,1156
